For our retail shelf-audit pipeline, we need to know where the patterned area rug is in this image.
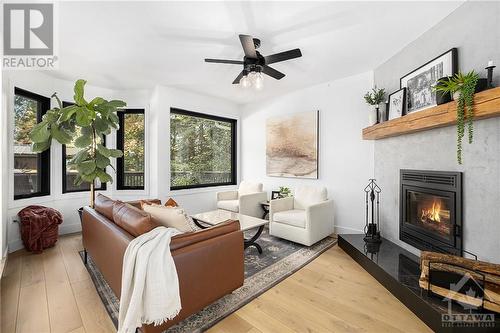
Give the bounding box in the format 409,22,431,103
79,228,337,332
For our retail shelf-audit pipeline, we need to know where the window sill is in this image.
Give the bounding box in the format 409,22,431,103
168,184,238,196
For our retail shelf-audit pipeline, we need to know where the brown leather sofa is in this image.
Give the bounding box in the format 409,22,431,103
82,195,244,332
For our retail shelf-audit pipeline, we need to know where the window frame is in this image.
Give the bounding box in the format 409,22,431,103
116,108,146,190
169,107,237,191
13,87,51,200
61,101,107,193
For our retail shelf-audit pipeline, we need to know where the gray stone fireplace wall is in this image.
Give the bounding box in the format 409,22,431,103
373,1,500,263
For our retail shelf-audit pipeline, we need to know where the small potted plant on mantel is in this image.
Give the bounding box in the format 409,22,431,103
29,79,126,217
364,87,386,126
434,71,479,164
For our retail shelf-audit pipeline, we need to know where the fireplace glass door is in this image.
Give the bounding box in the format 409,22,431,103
404,188,455,243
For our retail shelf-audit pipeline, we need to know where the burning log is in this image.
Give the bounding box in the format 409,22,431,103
419,251,500,313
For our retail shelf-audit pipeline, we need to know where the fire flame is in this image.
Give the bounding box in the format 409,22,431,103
421,201,442,223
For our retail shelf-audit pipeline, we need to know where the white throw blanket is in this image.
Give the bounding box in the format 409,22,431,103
118,226,183,333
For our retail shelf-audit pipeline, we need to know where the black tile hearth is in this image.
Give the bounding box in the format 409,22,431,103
338,234,499,333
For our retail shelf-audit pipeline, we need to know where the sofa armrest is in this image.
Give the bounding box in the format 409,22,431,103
306,199,335,233
238,192,268,218
216,190,238,201
162,222,244,331
170,220,240,251
269,197,294,219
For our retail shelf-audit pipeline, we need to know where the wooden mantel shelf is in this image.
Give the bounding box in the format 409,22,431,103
362,87,500,140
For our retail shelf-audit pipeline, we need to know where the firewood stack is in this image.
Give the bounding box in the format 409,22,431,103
419,251,500,313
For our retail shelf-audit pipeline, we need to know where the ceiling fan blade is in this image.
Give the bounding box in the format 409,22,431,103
239,34,257,58
262,66,286,80
205,58,244,65
232,71,245,84
264,48,302,64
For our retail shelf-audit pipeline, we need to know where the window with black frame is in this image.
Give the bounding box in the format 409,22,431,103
61,101,107,193
13,88,51,199
170,108,236,190
116,109,145,190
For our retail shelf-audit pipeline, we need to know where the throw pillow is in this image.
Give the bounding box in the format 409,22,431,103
142,204,198,233
112,201,159,237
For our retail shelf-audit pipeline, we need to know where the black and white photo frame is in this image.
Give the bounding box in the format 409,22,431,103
271,191,281,200
387,88,406,120
400,48,458,114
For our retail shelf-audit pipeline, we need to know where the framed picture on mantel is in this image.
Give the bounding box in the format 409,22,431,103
400,48,458,114
387,88,406,120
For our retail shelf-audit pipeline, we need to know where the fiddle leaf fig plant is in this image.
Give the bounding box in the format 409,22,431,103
29,79,126,207
435,71,479,164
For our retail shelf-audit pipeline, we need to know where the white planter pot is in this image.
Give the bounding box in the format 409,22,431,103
368,108,378,126
453,91,461,101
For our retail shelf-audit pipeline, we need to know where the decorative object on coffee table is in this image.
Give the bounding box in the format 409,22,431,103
364,87,386,125
401,48,457,114
387,88,406,120
419,251,500,314
363,179,381,246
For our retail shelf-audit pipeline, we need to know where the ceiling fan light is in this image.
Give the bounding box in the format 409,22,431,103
240,75,251,88
254,73,264,90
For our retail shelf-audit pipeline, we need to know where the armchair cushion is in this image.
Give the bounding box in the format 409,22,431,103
238,181,263,196
217,199,239,212
273,209,306,228
294,186,328,210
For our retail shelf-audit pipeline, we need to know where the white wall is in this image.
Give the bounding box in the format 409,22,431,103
240,72,375,234
149,85,240,214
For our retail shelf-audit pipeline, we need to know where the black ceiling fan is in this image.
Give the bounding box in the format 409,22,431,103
205,34,302,84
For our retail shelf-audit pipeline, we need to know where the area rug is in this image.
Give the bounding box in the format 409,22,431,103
79,229,337,332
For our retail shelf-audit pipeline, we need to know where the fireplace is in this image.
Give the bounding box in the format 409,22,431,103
400,170,462,255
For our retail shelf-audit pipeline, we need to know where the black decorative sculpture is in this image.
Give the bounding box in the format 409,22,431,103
364,179,382,244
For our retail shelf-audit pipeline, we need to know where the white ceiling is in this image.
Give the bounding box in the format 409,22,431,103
50,1,463,104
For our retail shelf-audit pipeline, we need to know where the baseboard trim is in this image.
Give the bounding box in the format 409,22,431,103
335,225,363,234
8,223,82,253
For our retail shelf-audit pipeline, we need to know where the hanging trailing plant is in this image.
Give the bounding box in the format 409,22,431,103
434,71,479,164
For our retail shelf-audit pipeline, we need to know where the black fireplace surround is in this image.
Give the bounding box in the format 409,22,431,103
400,169,462,255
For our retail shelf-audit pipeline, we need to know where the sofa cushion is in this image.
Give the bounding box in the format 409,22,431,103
142,204,196,232
165,198,179,207
217,199,239,212
294,186,328,210
112,201,159,237
94,194,115,221
273,209,306,228
238,181,263,196
126,199,161,210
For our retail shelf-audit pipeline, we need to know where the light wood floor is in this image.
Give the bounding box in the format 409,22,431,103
1,233,431,333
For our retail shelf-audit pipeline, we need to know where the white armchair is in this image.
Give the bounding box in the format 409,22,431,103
216,181,267,218
269,185,334,246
